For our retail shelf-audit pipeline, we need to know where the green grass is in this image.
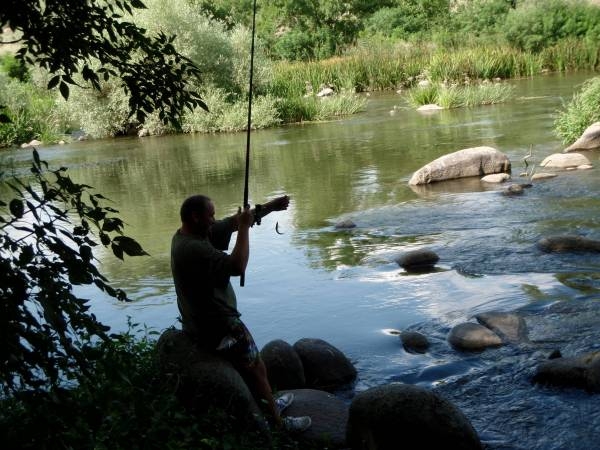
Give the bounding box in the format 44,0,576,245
555,76,600,144
407,81,515,109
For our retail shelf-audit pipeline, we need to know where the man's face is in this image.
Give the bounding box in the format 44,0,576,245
192,200,215,236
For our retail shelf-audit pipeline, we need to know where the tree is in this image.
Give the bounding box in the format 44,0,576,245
1,0,207,126
1,150,148,394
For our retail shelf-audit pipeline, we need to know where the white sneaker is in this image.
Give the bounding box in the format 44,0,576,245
282,415,312,433
275,392,294,414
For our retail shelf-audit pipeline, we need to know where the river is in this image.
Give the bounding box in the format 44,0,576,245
2,72,600,449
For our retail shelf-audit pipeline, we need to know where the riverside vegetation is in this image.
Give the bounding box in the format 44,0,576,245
2,0,600,146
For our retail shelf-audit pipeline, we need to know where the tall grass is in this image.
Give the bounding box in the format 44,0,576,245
407,82,515,109
555,76,600,144
270,38,600,110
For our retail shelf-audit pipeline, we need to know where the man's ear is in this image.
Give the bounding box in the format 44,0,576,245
190,211,201,223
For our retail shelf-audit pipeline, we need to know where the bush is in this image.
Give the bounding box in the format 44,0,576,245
0,54,30,82
0,324,274,449
450,0,512,39
182,85,280,133
555,77,600,144
0,73,70,146
502,0,600,52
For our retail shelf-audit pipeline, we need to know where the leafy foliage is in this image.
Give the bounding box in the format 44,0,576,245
503,0,600,52
0,321,315,449
0,150,147,394
555,76,600,144
1,0,206,126
0,71,71,146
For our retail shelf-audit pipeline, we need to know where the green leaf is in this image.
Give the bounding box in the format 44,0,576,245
112,236,148,257
9,199,24,218
111,242,124,260
102,217,123,233
59,81,70,100
100,232,111,246
33,149,41,169
47,75,61,90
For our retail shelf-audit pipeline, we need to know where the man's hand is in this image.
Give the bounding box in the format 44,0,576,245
266,195,290,212
235,205,254,230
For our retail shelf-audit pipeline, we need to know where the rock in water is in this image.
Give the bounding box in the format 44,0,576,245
396,249,439,272
448,322,503,351
346,384,483,450
409,147,511,185
564,122,600,152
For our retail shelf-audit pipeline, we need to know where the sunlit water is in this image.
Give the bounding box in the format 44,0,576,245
3,73,600,449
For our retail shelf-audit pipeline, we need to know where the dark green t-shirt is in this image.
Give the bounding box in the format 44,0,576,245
171,218,240,344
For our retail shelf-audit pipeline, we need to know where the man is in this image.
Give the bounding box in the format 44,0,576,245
171,194,311,432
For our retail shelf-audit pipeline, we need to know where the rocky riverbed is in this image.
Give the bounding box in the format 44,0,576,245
410,296,600,450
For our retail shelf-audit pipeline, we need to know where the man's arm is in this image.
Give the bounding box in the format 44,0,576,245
227,195,290,232
229,206,252,275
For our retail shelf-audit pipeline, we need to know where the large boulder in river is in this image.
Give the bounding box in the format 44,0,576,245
533,351,600,392
281,389,349,448
448,322,503,351
156,328,266,433
261,339,306,390
540,153,590,169
409,146,511,185
293,338,357,391
346,384,483,450
564,122,600,152
538,235,600,253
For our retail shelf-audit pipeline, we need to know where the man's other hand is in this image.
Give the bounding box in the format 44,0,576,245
267,195,290,212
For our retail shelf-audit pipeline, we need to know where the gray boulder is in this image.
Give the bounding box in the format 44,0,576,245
346,384,482,450
448,322,503,351
281,389,348,448
293,338,357,391
156,329,266,432
540,153,590,168
533,351,600,392
395,249,439,272
408,146,511,185
481,173,510,183
475,312,528,343
538,235,600,253
564,122,600,152
400,331,430,354
261,339,306,390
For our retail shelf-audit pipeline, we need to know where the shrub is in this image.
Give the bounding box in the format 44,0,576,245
502,0,600,52
0,54,30,82
450,0,512,37
555,77,600,144
0,73,70,146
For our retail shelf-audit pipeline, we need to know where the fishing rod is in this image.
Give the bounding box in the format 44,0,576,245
240,0,258,287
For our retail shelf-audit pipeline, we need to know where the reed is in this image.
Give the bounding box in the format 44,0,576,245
555,76,600,144
406,82,515,109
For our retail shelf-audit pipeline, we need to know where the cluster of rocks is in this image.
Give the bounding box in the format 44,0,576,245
408,121,600,190
156,329,485,449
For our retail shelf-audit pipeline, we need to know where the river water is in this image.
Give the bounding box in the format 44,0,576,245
3,72,600,448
